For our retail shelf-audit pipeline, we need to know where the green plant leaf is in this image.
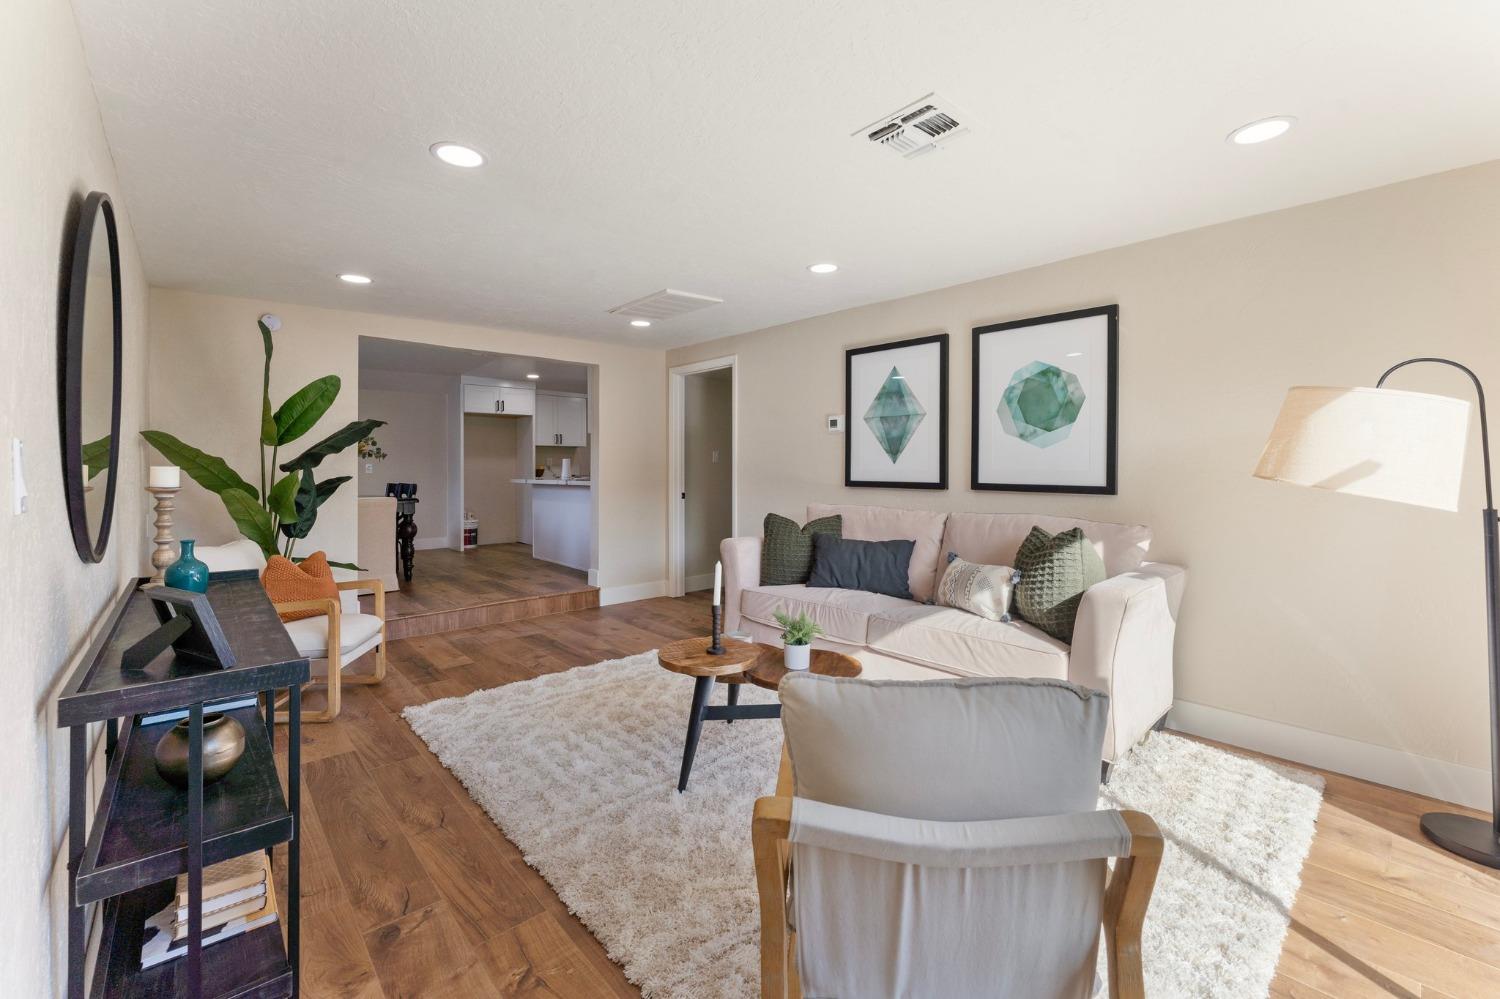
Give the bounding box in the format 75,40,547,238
81,435,111,480
140,430,258,499
292,556,365,571
221,486,276,555
259,319,276,446
279,419,385,473
279,472,351,540
260,397,277,447
267,471,301,522
273,375,341,445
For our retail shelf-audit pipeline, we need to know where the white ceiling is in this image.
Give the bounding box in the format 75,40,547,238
75,1,1500,349
359,337,591,392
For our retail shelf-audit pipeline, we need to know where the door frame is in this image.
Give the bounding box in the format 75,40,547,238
668,355,738,598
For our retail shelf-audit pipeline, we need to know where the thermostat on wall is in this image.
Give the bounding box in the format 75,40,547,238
827,415,844,433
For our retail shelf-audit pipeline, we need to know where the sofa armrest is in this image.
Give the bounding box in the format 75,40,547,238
1071,564,1185,761
720,536,762,633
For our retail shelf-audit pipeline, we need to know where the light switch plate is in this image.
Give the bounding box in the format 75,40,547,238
12,438,27,514
826,415,844,433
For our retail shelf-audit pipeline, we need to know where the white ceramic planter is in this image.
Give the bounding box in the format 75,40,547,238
784,643,811,670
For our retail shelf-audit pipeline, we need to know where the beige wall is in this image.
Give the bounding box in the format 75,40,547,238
358,375,451,545
148,289,667,594
463,414,521,545
1,0,151,993
685,370,733,582
668,160,1500,795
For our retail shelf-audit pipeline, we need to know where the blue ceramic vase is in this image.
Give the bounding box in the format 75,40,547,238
164,538,210,593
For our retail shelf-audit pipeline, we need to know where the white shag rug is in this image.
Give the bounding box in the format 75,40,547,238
404,652,1323,999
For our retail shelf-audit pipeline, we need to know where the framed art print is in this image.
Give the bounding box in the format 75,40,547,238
971,305,1117,494
845,332,949,489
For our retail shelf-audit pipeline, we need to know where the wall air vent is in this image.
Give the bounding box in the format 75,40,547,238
853,93,971,159
607,288,724,322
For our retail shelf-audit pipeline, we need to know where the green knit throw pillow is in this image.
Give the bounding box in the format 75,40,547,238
1012,526,1106,643
760,513,842,586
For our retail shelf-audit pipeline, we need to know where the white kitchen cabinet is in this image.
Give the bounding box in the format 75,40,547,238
462,383,500,414
535,393,588,446
462,381,535,415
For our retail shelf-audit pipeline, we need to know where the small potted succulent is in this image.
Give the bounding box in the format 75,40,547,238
774,610,824,670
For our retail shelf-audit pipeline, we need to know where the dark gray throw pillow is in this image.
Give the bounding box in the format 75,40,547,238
807,534,915,600
761,513,843,586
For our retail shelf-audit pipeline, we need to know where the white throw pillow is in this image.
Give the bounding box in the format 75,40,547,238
934,552,1020,622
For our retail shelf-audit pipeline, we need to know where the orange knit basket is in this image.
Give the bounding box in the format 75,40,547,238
261,551,339,622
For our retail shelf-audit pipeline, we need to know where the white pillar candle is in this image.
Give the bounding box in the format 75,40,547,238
713,561,722,607
149,465,181,489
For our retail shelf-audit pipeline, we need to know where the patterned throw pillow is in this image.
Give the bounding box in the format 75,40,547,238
760,513,842,586
935,553,1020,622
1012,526,1106,643
261,551,339,622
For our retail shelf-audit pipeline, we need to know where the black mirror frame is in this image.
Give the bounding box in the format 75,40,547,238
60,191,124,564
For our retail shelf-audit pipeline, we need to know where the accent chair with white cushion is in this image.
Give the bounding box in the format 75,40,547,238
722,504,1186,764
752,674,1163,999
194,539,387,722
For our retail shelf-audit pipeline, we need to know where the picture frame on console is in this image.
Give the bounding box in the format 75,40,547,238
845,332,949,489
971,305,1118,494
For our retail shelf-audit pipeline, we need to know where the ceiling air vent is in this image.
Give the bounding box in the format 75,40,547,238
607,288,724,322
854,93,971,159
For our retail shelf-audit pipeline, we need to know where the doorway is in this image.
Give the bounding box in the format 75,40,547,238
668,356,737,596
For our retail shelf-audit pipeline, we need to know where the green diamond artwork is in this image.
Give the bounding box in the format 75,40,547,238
998,361,1086,448
863,366,926,463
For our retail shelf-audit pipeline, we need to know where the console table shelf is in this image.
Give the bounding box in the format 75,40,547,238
59,577,308,999
76,705,291,905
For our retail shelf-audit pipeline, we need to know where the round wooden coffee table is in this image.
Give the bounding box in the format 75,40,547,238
659,637,862,792
742,642,862,690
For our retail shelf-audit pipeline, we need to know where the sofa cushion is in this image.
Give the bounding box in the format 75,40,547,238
761,513,842,586
939,511,1150,578
741,584,917,646
866,604,1070,681
807,504,948,604
1013,526,1107,643
807,535,915,599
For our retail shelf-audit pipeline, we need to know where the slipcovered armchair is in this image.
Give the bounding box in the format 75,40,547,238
194,539,386,722
752,674,1163,999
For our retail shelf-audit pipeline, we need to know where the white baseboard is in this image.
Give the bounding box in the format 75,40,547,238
600,579,667,606
685,572,715,593
1167,699,1490,810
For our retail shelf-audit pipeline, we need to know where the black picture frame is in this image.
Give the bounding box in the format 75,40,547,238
970,305,1118,494
844,332,949,489
59,191,124,563
127,587,240,670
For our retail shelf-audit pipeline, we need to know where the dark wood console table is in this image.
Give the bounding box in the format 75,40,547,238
58,576,309,998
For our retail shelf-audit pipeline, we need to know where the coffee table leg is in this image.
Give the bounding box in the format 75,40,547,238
678,676,714,792
726,682,740,723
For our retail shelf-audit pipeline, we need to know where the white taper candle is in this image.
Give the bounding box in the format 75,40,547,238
713,560,722,607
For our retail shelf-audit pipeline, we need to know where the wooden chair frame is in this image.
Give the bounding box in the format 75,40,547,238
269,578,386,723
751,748,1164,999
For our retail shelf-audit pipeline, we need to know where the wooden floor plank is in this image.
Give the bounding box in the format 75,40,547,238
271,591,1500,998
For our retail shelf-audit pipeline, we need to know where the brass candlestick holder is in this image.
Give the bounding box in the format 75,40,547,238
146,486,181,585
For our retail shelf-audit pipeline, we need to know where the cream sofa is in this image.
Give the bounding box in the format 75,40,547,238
720,503,1185,764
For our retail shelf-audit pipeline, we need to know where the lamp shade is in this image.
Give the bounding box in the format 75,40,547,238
1252,385,1470,511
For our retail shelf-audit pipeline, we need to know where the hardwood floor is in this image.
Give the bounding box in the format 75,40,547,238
361,543,598,641
277,592,1500,998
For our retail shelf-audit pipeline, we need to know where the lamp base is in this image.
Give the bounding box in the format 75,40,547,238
1420,811,1500,869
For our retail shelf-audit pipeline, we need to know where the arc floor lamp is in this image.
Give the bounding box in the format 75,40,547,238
1254,357,1500,868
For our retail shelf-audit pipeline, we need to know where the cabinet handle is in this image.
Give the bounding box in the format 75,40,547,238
500,399,506,413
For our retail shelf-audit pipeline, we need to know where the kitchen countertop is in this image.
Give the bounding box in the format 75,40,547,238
511,477,592,487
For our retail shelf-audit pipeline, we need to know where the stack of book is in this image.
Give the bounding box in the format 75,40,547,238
140,852,279,969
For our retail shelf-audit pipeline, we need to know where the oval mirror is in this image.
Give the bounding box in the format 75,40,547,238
61,191,123,563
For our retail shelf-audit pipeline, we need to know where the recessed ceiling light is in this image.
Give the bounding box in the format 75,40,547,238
526,373,540,379
630,319,652,327
1227,116,1295,145
808,263,839,274
1066,351,1083,358
338,273,372,285
429,142,486,168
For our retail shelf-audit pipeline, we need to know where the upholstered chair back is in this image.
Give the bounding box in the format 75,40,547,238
778,674,1119,997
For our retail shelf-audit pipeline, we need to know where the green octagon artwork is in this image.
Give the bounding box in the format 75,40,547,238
998,361,1086,448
